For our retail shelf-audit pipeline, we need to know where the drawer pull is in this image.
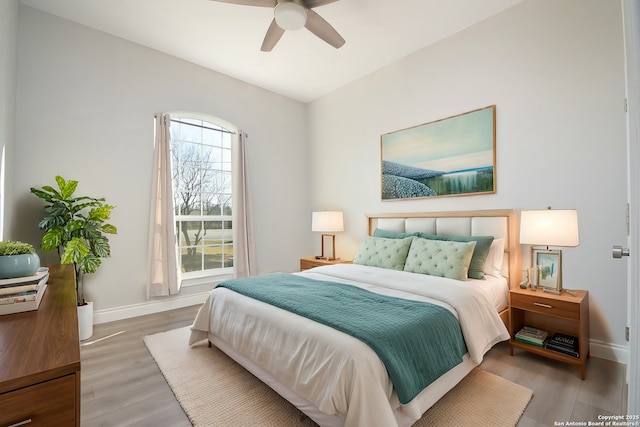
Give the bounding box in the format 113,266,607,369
9,419,32,427
534,302,553,309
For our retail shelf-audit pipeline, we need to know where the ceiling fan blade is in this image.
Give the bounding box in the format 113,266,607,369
261,19,286,52
209,0,275,6
304,9,345,49
304,0,339,8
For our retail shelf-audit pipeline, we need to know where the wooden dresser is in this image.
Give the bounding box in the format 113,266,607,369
0,264,81,426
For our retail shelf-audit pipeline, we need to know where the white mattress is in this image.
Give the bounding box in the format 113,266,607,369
190,264,510,427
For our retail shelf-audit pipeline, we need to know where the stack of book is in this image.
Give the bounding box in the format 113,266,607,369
0,267,49,315
514,326,549,347
546,332,580,357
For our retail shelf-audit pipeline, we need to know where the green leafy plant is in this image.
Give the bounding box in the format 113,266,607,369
0,241,36,256
31,176,117,305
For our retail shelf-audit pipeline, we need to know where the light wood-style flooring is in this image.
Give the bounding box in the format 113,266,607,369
80,305,627,427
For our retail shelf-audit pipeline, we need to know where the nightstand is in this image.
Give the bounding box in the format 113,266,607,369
299,257,352,271
509,287,589,379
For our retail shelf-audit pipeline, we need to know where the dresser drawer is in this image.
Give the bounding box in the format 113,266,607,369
0,374,76,426
510,292,579,320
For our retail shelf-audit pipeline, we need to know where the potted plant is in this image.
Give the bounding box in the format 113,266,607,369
0,241,40,279
31,176,117,339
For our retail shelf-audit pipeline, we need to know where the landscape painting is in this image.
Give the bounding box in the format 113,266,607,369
381,105,496,200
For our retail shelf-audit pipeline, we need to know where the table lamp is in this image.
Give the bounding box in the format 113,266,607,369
312,211,344,260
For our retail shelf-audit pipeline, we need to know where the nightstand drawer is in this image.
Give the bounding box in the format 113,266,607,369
301,259,328,270
510,292,579,320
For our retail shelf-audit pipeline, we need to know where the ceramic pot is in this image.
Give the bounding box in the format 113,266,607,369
78,301,94,340
0,253,41,279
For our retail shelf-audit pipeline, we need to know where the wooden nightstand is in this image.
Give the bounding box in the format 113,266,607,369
300,257,352,271
509,287,589,379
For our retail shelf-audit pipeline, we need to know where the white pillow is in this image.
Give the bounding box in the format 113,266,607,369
483,238,505,277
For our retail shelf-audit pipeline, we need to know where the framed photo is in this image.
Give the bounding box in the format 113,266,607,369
380,105,496,200
535,249,562,291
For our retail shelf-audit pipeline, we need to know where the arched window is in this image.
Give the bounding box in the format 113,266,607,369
169,113,237,281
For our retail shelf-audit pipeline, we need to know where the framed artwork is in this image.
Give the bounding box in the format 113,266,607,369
380,105,496,200
535,249,562,291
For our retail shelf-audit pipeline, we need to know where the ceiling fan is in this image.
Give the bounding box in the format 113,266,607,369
210,0,345,52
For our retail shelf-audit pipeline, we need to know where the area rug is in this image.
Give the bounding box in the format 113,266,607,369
144,327,532,427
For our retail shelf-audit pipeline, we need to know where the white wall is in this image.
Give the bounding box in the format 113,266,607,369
13,7,311,314
0,0,19,241
308,0,629,359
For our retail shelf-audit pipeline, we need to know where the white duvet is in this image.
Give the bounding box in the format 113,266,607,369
190,264,509,427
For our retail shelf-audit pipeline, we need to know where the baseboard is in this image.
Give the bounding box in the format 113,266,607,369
93,292,209,324
590,339,628,364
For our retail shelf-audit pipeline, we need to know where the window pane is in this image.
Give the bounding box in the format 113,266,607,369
177,220,204,246
222,148,231,164
221,171,232,192
179,121,201,143
200,144,217,161
182,144,201,169
202,221,231,269
222,132,232,149
201,196,221,215
181,246,203,273
203,128,223,147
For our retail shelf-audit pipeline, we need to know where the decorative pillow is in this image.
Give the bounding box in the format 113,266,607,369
353,236,413,270
483,238,505,277
404,237,476,281
372,228,421,239
418,233,494,280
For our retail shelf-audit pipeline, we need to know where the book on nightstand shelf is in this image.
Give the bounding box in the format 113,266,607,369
0,268,49,315
515,326,549,347
545,332,580,358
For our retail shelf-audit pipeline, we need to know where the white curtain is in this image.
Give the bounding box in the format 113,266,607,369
232,130,257,277
147,113,181,297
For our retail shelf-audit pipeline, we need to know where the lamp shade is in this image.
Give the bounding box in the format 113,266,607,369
519,209,580,247
312,211,344,233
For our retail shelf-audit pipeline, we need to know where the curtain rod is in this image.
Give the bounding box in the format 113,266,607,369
154,114,236,135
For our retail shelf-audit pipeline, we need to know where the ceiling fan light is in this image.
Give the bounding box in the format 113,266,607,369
274,3,307,31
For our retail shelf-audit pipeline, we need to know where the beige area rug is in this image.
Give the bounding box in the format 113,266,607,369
144,327,532,427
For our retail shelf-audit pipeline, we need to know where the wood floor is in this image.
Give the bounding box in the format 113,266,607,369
80,305,627,427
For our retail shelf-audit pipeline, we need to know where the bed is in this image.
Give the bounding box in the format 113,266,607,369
190,209,521,427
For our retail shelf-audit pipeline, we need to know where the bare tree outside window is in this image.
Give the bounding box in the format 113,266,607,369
170,117,233,274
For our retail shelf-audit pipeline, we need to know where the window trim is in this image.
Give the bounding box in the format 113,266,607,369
169,111,238,287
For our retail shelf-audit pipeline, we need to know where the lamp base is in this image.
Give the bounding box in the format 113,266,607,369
319,234,337,261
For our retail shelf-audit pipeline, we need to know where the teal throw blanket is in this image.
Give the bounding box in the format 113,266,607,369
218,273,467,403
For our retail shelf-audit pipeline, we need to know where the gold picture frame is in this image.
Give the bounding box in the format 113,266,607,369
534,249,562,291
380,105,496,200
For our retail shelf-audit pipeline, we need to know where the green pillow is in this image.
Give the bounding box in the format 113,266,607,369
353,236,413,270
404,237,476,281
418,233,494,279
373,228,421,239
